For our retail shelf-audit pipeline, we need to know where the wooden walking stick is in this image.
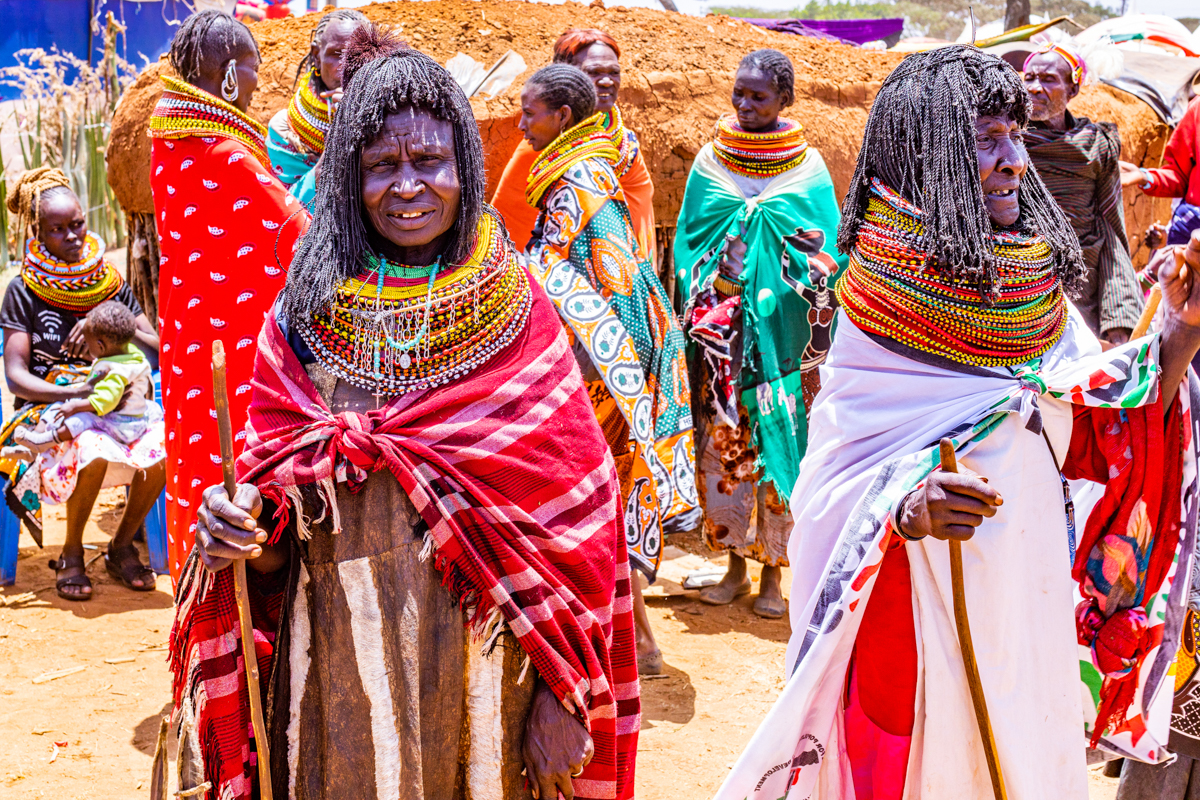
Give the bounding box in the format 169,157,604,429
1131,284,1162,340
213,340,274,800
939,438,1007,800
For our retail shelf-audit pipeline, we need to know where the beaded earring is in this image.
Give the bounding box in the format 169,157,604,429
221,60,239,103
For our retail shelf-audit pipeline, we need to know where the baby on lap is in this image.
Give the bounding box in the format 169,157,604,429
16,300,152,452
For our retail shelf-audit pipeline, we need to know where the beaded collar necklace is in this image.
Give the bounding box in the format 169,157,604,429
836,179,1067,368
22,232,123,313
287,69,332,155
298,208,532,396
601,107,638,178
712,114,809,179
149,76,270,168
526,111,621,208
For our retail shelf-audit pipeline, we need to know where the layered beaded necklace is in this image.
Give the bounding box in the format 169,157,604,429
22,232,123,313
149,76,270,168
712,114,809,179
286,69,332,155
526,111,620,207
298,209,532,395
601,107,639,179
837,179,1067,368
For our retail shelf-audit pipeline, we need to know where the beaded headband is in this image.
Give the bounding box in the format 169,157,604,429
1024,42,1087,87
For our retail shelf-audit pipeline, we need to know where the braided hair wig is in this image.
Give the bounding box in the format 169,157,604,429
838,45,1084,290
282,26,487,322
738,49,795,106
526,64,597,127
552,29,620,62
6,166,74,240
168,10,257,85
294,8,369,90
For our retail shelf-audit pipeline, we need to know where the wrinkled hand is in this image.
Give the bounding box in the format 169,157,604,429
63,319,89,359
195,483,266,573
1159,230,1200,329
898,469,1002,541
1104,328,1131,347
1119,160,1147,188
320,88,344,115
1144,222,1167,252
523,682,593,800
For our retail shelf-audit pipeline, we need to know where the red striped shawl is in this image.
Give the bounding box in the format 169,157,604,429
170,279,639,800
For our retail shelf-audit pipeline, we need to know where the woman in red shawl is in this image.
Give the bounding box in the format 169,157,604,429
171,29,637,800
149,10,308,582
490,28,656,262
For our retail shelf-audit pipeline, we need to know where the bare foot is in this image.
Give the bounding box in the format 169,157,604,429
753,564,786,619
633,582,663,675
699,553,751,605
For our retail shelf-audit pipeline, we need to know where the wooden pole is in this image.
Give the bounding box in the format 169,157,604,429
1131,284,1162,340
212,340,274,800
939,438,1007,800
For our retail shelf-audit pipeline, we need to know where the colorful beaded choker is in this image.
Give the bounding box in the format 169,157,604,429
298,207,532,395
22,232,123,313
287,70,331,155
526,112,621,208
712,115,809,179
837,179,1067,368
149,76,270,169
601,107,638,179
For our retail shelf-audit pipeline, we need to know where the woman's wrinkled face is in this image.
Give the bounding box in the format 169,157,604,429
518,84,572,152
571,43,621,115
314,19,360,91
229,43,260,113
38,191,87,263
1023,52,1078,124
360,108,461,260
731,66,789,132
975,112,1028,228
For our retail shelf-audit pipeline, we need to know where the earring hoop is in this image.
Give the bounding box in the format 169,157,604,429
221,60,239,103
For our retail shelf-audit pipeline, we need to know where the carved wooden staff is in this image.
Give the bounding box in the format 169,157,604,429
939,438,1007,800
213,340,273,800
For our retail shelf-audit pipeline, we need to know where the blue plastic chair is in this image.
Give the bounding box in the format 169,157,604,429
0,370,170,587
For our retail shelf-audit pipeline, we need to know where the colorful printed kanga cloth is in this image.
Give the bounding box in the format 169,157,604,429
675,127,847,501
524,123,699,579
150,75,310,582
266,69,330,209
713,301,1198,799
170,234,639,800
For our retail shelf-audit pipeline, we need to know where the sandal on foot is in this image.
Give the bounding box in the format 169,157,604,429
49,554,93,601
753,595,787,619
638,649,664,676
698,577,752,606
104,543,156,592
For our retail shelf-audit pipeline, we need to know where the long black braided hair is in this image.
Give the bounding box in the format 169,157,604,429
526,64,597,126
281,25,487,323
738,49,795,106
837,45,1083,291
293,8,369,91
168,10,257,85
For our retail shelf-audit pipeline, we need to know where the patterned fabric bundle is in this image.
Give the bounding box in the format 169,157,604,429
21,233,122,312
285,69,331,155
149,76,270,169
298,209,532,396
712,114,809,179
170,280,639,800
526,112,620,207
838,179,1068,368
526,145,700,574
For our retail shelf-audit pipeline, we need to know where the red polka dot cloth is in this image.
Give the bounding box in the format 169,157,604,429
149,80,310,584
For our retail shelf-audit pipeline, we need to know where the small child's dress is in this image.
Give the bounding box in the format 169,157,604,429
62,344,153,445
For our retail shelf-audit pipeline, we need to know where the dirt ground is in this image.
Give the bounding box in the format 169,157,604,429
0,513,1123,799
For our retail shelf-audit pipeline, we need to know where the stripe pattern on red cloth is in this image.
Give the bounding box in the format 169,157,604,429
170,281,639,800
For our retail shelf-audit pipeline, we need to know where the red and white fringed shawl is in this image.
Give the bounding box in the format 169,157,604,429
170,282,640,800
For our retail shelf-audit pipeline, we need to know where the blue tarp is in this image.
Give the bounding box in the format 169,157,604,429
0,0,192,100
